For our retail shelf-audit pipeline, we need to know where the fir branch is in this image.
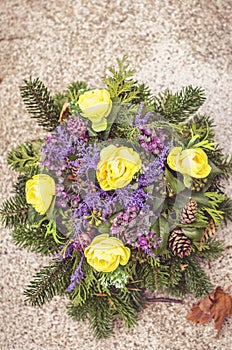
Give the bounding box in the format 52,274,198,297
20,77,60,131
53,92,68,113
195,239,224,262
67,301,90,322
153,86,206,123
167,259,184,288
0,194,29,228
24,258,73,306
88,296,115,339
110,290,144,327
151,264,170,291
184,257,213,297
12,222,60,255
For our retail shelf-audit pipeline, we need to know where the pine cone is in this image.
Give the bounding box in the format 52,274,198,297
180,199,198,224
168,228,192,258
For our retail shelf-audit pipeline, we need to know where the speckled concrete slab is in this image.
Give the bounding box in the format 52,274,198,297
0,1,231,349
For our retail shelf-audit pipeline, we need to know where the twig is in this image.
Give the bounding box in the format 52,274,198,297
146,297,184,304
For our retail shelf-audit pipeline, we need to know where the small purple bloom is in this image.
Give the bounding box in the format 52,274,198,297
66,253,85,293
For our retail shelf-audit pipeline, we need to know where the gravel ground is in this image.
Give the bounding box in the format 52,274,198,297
0,1,231,349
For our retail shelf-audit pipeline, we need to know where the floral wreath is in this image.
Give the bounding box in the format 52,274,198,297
1,56,232,339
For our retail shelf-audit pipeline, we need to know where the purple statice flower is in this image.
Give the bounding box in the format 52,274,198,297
66,253,85,293
139,144,171,187
127,188,151,210
64,243,74,258
40,124,85,174
111,206,139,236
55,183,71,208
134,103,152,126
114,186,151,211
74,202,90,219
68,141,100,178
67,117,88,140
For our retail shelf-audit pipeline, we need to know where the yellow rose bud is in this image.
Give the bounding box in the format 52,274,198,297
25,174,56,215
167,147,211,179
78,89,112,132
97,145,142,191
84,234,130,272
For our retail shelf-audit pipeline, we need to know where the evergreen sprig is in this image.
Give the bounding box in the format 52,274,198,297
195,239,224,262
68,289,144,339
104,55,149,103
184,257,213,297
153,86,206,123
20,77,60,131
0,194,29,228
219,198,232,224
24,258,73,306
13,174,31,195
89,297,115,339
68,81,88,101
7,140,42,173
12,222,60,255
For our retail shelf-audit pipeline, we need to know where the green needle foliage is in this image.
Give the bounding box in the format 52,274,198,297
12,222,60,255
0,194,29,228
153,86,206,123
103,55,151,104
89,297,115,339
24,258,74,307
195,239,224,262
184,256,213,297
20,77,60,131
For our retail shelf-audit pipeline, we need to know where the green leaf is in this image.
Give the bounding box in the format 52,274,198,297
182,227,203,241
156,215,170,254
165,168,186,194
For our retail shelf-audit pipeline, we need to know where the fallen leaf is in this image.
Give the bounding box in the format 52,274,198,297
187,286,232,338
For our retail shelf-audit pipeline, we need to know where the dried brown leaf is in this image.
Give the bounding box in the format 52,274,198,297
187,286,232,338
58,101,70,123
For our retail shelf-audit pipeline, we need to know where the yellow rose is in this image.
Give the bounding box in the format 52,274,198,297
78,89,112,132
25,174,56,215
97,145,142,191
84,234,130,272
167,147,211,178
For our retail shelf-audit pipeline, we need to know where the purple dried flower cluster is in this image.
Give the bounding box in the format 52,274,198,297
134,231,162,252
111,206,138,236
67,117,88,140
40,112,171,263
138,125,166,155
